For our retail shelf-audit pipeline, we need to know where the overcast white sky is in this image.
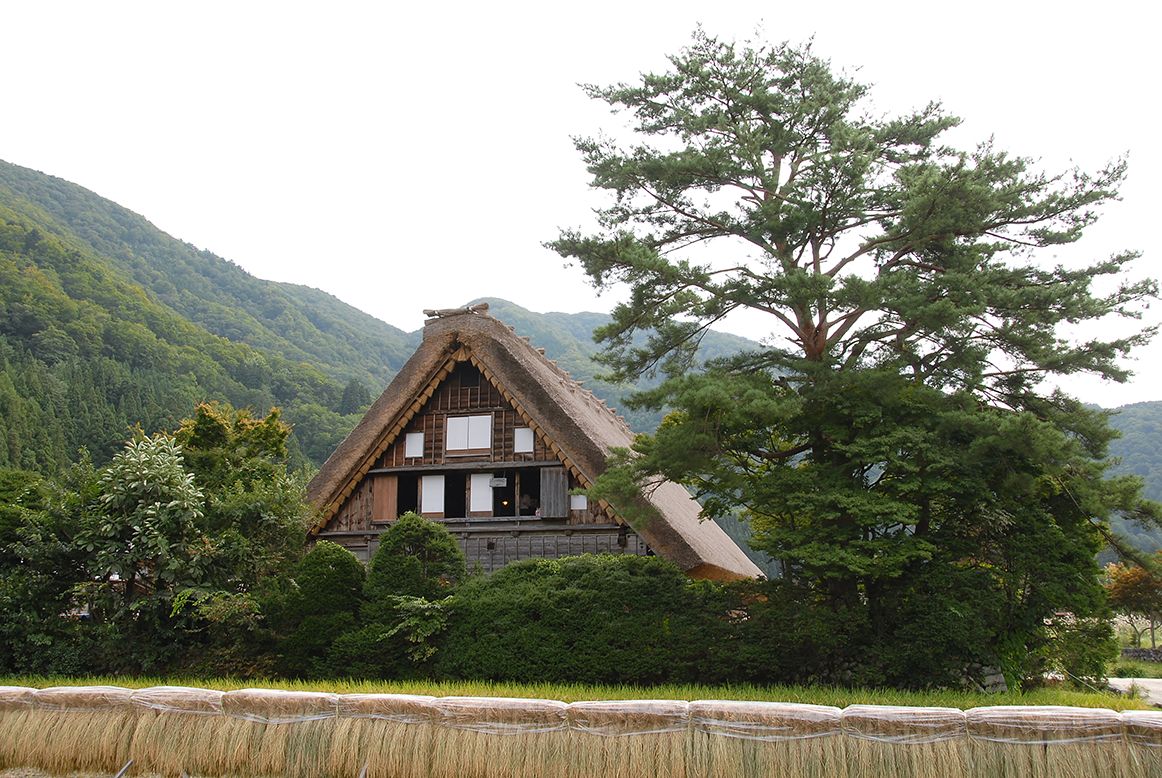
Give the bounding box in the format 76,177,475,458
2,1,1157,407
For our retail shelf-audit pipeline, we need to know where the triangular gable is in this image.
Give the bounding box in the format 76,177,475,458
312,346,619,533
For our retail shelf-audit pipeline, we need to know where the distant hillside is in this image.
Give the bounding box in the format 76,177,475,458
0,160,759,471
1107,401,1162,553
0,159,416,467
0,160,416,389
0,157,1155,570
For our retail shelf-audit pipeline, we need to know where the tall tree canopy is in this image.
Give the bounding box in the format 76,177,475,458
552,30,1159,684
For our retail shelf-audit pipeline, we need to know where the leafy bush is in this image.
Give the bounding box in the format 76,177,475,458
295,540,366,618
437,554,734,685
364,512,465,606
1040,614,1119,687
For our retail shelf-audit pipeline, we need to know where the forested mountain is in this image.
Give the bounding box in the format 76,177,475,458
0,159,415,468
0,158,1157,568
1107,402,1162,553
0,161,753,473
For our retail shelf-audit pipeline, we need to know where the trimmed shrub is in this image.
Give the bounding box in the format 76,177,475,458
437,554,734,685
364,512,465,607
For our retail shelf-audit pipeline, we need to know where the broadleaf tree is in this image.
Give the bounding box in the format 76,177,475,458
550,30,1160,685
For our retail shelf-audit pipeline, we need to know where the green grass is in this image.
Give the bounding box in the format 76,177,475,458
1109,658,1162,678
0,675,1147,711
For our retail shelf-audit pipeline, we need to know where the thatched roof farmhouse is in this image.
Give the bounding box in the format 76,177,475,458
307,305,761,580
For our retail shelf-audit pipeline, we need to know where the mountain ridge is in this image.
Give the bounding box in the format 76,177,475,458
0,157,1157,562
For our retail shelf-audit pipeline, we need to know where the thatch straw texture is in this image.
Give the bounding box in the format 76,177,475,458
965,705,1123,778
567,699,690,778
688,700,844,778
127,686,226,777
841,705,967,778
12,686,137,775
219,688,340,777
331,693,436,778
0,686,35,769
429,696,568,778
1122,710,1162,778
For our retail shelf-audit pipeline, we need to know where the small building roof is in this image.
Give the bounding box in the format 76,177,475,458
307,306,762,581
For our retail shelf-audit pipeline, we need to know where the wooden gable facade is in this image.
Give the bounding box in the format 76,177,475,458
308,306,761,580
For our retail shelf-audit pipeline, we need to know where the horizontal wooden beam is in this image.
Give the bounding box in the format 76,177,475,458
366,460,561,474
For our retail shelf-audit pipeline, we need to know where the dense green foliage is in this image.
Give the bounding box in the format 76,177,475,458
437,555,735,684
0,406,311,675
551,31,1159,687
364,512,467,603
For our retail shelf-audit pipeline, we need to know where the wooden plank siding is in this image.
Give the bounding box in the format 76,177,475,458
325,360,625,563
321,527,650,570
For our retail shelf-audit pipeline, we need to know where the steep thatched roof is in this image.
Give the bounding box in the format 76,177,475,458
307,307,762,581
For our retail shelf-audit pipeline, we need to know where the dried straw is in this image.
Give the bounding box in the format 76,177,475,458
1122,710,1162,778
965,705,1123,778
687,700,844,778
331,693,436,778
841,705,967,778
0,686,36,769
566,699,690,778
429,696,569,778
125,686,226,777
13,686,137,775
220,687,340,777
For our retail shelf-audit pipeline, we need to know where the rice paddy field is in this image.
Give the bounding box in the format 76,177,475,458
1,677,1157,777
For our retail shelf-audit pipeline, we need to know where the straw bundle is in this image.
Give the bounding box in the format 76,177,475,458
220,687,339,777
14,685,137,775
126,685,226,776
687,700,844,778
965,705,1123,778
429,696,568,778
841,705,967,778
0,686,35,769
566,699,690,778
331,693,436,778
1122,710,1162,778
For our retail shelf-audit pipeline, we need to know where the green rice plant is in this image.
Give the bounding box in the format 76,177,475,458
0,686,35,769
566,700,689,778
219,687,339,777
965,705,1125,778
427,696,569,778
13,686,137,775
1122,710,1162,778
1,674,1148,711
841,705,967,778
686,700,844,778
330,694,435,778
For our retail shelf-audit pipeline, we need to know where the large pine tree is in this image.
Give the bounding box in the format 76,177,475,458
552,30,1160,684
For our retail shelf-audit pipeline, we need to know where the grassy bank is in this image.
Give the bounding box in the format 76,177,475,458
1110,658,1162,679
1,675,1146,711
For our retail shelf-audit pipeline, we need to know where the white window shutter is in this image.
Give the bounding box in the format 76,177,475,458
404,432,424,458
468,414,492,449
446,417,469,450
421,475,445,513
470,473,493,512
